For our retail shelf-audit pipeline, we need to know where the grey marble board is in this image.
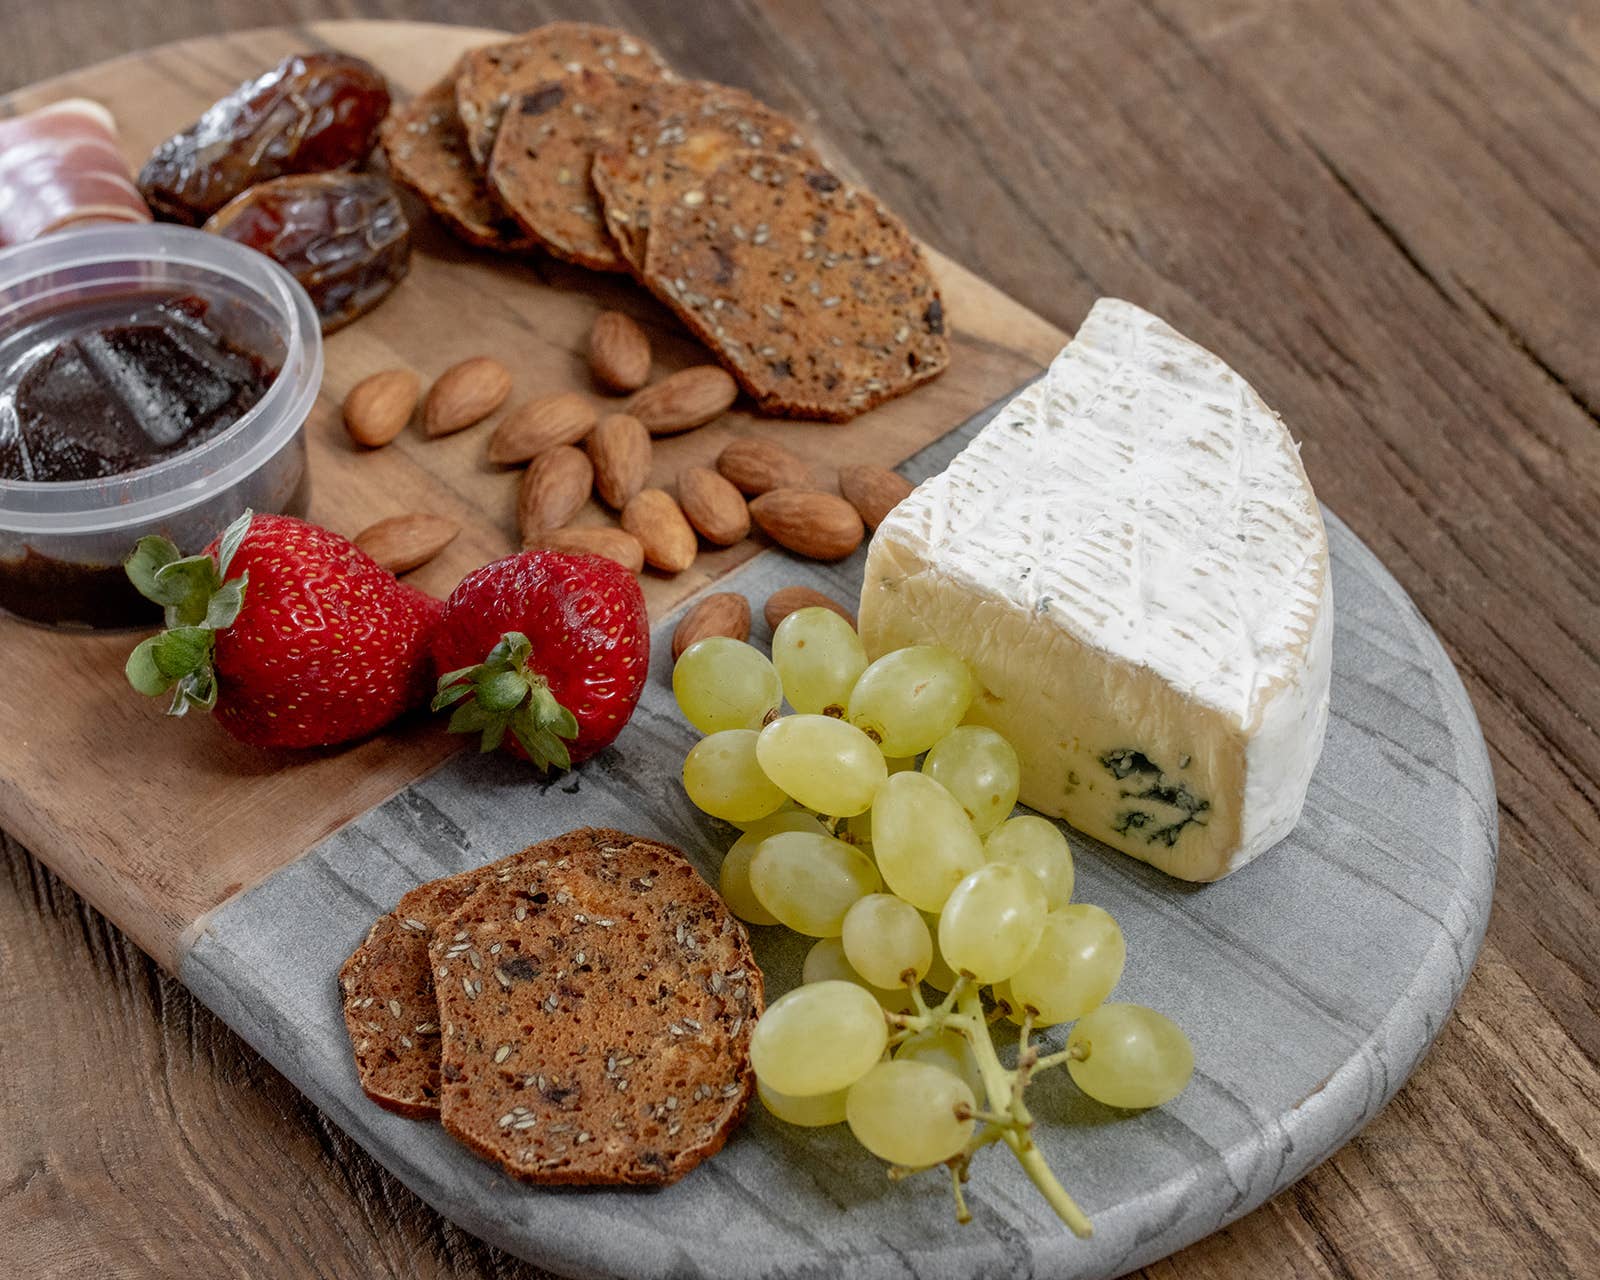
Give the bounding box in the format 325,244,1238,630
183,397,1497,1280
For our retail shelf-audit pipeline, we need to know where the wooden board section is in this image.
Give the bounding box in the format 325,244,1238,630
0,22,1061,973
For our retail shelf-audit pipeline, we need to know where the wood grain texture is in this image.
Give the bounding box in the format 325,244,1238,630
0,22,1058,974
2,2,1598,1279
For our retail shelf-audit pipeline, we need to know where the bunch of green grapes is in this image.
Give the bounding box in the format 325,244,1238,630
672,605,1195,1231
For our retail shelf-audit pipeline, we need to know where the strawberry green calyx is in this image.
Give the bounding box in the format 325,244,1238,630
432,631,581,770
122,510,253,716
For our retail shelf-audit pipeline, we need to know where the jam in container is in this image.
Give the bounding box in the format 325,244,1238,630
0,224,321,629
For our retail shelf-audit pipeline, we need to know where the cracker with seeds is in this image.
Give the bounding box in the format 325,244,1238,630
629,150,949,421
380,62,534,252
430,827,761,1186
487,69,650,273
338,864,494,1118
591,78,822,272
456,22,673,168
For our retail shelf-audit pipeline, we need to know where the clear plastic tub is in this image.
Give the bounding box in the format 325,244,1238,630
0,223,321,629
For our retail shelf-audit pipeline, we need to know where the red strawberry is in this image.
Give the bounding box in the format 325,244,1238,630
430,550,648,768
124,510,442,748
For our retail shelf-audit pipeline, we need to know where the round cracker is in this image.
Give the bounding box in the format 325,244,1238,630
381,63,534,251
591,78,822,271
487,69,650,272
637,150,950,421
431,828,761,1187
455,22,672,168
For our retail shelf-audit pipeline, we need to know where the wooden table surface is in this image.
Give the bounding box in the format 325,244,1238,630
3,2,1597,1277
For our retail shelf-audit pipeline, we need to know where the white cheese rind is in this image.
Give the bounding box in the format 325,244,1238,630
858,298,1331,880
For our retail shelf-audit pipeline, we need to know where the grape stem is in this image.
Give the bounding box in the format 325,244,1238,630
949,1164,972,1224
954,1103,1016,1128
908,980,932,1018
1033,1044,1088,1073
954,987,1094,1239
883,980,1094,1237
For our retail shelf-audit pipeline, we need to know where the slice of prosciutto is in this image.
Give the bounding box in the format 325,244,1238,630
0,99,152,246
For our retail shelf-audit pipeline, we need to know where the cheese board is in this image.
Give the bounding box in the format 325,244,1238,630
0,18,1494,1280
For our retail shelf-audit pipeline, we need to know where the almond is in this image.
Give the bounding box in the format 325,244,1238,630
621,488,698,573
530,526,646,574
517,445,594,542
764,586,856,630
424,356,512,437
671,592,752,660
749,489,864,562
353,513,461,573
677,467,751,547
488,392,597,465
587,413,652,509
838,464,914,530
626,366,737,436
588,311,652,393
716,437,812,495
343,368,420,447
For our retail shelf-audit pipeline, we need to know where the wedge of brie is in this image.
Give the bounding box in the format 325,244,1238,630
859,298,1331,880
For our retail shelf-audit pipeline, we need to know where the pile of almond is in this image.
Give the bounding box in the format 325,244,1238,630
340,309,916,580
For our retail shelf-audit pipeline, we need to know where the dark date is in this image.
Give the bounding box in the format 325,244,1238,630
205,173,412,333
138,52,390,225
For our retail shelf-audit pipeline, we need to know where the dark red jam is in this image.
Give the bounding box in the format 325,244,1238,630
0,294,279,483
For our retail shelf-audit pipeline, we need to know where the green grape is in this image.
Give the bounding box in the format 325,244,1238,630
744,809,831,842
728,800,799,832
720,841,779,925
802,937,914,1013
750,980,887,1096
682,729,786,823
758,1078,848,1127
771,607,868,715
1008,903,1126,1025
937,862,1047,983
921,726,1020,835
841,894,932,988
720,811,828,925
985,815,1074,909
673,637,783,734
1067,1003,1194,1108
920,913,960,991
845,1060,975,1167
848,645,975,756
894,1026,985,1100
801,935,857,985
870,772,985,912
750,831,880,936
883,755,918,776
756,714,886,816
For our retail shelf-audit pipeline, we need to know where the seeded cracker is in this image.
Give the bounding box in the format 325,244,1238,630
429,828,761,1186
590,78,823,272
455,22,673,168
629,150,949,421
380,63,534,252
339,864,493,1118
487,70,649,273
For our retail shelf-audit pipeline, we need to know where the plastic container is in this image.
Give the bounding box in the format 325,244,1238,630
0,223,321,629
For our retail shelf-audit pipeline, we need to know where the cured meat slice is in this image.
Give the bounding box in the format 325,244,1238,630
0,99,151,246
